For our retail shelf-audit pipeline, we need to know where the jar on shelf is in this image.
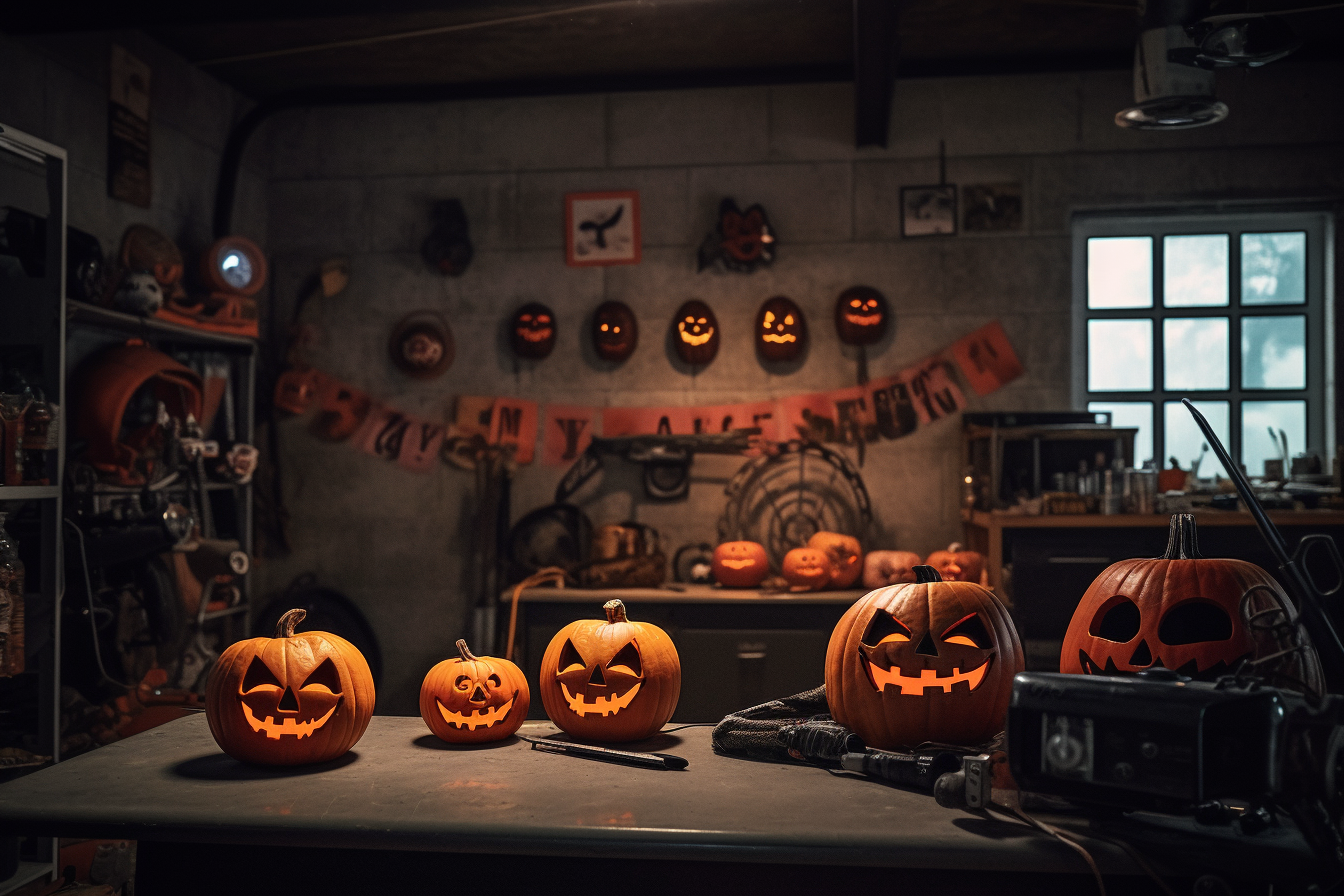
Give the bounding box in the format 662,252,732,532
0,511,25,677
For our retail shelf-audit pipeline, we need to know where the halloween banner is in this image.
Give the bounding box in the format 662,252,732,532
946,321,1024,397
603,400,779,440
488,397,539,465
543,404,598,467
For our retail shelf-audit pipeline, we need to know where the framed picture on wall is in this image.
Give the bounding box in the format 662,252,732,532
900,185,958,238
565,191,641,266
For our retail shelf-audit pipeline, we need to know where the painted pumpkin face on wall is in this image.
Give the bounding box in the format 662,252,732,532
539,600,680,742
592,301,638,362
834,286,889,346
671,300,719,366
512,302,556,359
826,567,1024,749
712,541,770,588
420,639,529,744
205,609,375,765
1060,515,1324,690
756,296,807,362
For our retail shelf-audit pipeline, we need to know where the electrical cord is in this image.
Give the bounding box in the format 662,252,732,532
64,518,135,690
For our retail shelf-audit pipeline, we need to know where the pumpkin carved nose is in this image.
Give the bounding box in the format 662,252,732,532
278,687,299,712
589,665,606,686
1129,640,1153,666
914,633,939,657
470,685,487,703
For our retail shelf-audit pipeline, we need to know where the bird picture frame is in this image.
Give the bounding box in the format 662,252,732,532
565,191,641,266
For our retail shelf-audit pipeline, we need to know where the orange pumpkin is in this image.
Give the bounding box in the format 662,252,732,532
925,543,987,586
206,609,375,765
712,541,770,588
808,531,862,588
539,600,680,742
420,639,529,743
862,550,923,588
826,566,1023,750
781,547,835,591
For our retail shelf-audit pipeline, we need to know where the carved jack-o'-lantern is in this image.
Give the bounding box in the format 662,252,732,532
712,541,770,588
782,547,835,591
592,301,638,362
511,302,556,360
420,640,529,744
826,567,1024,750
834,286,889,346
671,300,719,366
539,600,680,742
808,532,862,588
205,609,375,765
756,296,807,362
926,544,988,586
1060,514,1323,690
862,550,923,589
312,379,372,442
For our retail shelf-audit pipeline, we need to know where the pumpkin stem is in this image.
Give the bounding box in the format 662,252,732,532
604,599,629,624
914,565,943,584
1162,513,1202,560
276,608,307,638
456,639,478,663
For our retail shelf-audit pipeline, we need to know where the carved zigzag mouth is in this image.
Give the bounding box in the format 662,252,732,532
560,681,641,717
242,699,340,740
863,656,991,695
1076,649,1251,680
762,333,797,344
437,692,517,730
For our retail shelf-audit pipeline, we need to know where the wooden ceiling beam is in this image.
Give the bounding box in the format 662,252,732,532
853,0,900,148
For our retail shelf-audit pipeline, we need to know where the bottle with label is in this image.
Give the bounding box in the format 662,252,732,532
0,511,24,677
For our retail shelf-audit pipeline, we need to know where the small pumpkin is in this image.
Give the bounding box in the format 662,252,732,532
925,543,988,586
205,609,375,765
755,295,807,363
712,541,770,588
420,639,529,744
592,300,638,362
671,300,719,366
781,547,835,591
862,550,923,589
511,302,556,359
808,531,863,588
834,286,889,346
539,600,681,742
1060,514,1324,690
826,566,1024,750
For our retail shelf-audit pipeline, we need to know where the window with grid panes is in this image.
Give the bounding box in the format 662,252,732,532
1071,209,1333,478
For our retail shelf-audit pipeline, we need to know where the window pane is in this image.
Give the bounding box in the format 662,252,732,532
1242,401,1306,479
1164,400,1230,480
1088,237,1152,309
1163,318,1229,390
1088,402,1154,467
1241,232,1306,305
1164,234,1229,307
1242,316,1306,390
1089,319,1153,391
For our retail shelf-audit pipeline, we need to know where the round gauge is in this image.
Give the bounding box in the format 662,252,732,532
202,236,267,297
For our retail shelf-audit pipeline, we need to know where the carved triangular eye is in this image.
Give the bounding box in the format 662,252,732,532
242,657,282,692
301,658,342,694
607,641,642,677
941,613,992,649
558,639,586,674
861,610,911,647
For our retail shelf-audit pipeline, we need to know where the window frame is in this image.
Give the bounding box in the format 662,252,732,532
1071,205,1334,473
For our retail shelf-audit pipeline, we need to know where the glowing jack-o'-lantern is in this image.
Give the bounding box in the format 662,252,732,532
1060,514,1324,690
671,300,719,366
826,566,1024,749
511,302,556,359
756,296,807,362
862,550,923,588
539,600,680,742
834,286,889,346
781,547,835,591
712,541,770,588
592,300,638,362
420,639,529,743
808,532,863,588
205,608,375,765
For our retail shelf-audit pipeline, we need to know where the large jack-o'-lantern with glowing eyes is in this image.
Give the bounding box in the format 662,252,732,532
671,300,719,366
206,609,375,765
755,296,807,362
712,541,770,588
420,640,529,744
834,286,889,346
540,600,680,742
592,300,638,362
826,566,1023,749
511,302,556,359
1061,514,1324,691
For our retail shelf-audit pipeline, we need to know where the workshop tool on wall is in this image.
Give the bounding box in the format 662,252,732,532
556,428,759,503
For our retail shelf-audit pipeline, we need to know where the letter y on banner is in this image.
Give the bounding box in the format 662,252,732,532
543,405,596,466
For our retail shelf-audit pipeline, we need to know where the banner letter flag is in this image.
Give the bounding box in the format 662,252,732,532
489,397,539,464
947,321,1024,396
398,419,446,472
903,359,967,426
543,404,597,467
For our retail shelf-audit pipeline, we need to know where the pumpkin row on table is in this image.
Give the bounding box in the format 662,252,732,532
713,535,987,593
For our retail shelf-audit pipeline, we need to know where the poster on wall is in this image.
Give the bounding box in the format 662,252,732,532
900,185,956,238
108,45,151,208
565,191,640,266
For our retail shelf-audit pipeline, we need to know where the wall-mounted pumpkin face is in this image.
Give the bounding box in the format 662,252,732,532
826,567,1024,750
511,302,556,359
539,600,680,742
862,550,923,588
205,609,375,765
808,532,862,588
592,301,638,362
781,547,834,591
756,296,807,362
420,639,529,743
1060,514,1324,690
834,286,889,346
712,541,770,588
925,544,987,586
671,300,719,366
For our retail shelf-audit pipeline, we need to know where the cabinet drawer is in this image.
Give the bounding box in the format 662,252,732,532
673,628,829,723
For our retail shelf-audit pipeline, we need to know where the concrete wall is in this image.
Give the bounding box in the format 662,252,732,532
256,61,1344,715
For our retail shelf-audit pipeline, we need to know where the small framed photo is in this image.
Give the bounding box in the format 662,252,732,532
963,183,1024,233
565,191,641,266
900,185,958,238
